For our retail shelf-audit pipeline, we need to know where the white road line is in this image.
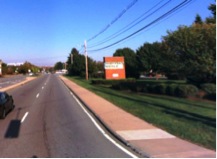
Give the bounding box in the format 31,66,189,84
42,86,44,90
36,93,39,98
21,112,29,123
69,91,138,158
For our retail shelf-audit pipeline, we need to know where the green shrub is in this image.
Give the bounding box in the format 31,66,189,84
175,85,188,97
187,85,199,96
141,84,149,93
112,84,127,90
91,79,103,85
91,79,131,85
111,79,136,91
166,84,178,96
147,84,156,93
110,80,200,99
155,84,167,94
175,85,198,98
200,83,216,93
120,80,136,91
200,83,216,100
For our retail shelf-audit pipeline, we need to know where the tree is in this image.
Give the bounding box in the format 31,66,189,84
206,3,216,24
2,62,7,75
93,61,104,78
18,61,38,74
136,42,163,76
67,48,84,76
194,14,203,24
162,23,216,83
66,47,97,78
113,48,139,78
54,62,63,71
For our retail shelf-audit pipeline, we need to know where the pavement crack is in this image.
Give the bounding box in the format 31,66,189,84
42,103,51,157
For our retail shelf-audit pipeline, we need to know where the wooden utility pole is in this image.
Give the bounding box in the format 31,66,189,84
0,60,2,76
71,53,73,64
84,40,88,80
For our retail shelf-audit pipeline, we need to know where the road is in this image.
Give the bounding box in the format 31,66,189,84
0,75,26,89
0,74,135,158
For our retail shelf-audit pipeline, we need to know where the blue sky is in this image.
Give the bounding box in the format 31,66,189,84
0,0,214,66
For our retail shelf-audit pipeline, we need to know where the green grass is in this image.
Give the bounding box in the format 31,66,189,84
66,76,216,150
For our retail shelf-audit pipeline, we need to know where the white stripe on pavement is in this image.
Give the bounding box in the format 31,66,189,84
21,112,29,123
36,93,39,98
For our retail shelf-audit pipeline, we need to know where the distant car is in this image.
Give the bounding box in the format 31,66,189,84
0,92,14,119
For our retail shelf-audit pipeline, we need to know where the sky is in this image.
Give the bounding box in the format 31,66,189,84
0,0,214,66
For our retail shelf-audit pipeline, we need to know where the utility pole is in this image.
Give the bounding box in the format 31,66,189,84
84,40,88,80
64,63,67,69
71,53,73,64
0,60,2,76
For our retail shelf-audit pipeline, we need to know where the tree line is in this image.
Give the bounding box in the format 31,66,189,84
1,61,41,75
62,3,215,84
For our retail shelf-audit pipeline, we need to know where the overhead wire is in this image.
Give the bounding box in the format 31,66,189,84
88,0,193,52
96,0,195,50
88,0,170,49
87,0,138,42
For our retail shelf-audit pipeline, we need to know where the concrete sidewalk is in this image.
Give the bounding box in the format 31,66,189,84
60,76,216,158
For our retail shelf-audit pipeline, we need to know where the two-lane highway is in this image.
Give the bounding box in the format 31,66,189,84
0,74,136,158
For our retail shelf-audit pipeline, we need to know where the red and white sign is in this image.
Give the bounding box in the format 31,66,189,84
104,57,126,80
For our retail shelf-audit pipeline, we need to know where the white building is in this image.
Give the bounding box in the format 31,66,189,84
7,62,24,66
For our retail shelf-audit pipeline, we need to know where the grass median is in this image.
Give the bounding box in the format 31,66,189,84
65,76,216,150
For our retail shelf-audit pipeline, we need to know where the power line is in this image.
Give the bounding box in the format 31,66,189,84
88,0,170,49
87,0,138,42
88,0,193,52
105,0,196,49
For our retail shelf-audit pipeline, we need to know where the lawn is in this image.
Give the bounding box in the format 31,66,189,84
66,76,216,150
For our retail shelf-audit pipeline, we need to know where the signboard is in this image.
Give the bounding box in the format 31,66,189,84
104,62,124,69
104,57,126,80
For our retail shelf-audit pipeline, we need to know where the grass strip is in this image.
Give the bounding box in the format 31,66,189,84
66,76,216,150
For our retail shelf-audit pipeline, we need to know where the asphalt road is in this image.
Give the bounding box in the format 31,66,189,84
0,75,26,89
0,74,134,158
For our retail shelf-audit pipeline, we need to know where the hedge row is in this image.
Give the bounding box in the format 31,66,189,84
200,83,216,100
91,79,216,100
91,78,135,85
112,81,201,98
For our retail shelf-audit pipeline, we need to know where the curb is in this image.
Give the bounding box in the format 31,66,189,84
60,77,150,158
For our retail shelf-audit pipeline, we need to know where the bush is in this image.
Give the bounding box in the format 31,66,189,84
200,83,216,100
187,85,199,96
147,84,156,93
187,74,216,86
115,80,136,91
166,84,178,96
91,79,125,85
175,85,198,98
154,84,167,94
109,80,201,99
141,84,149,93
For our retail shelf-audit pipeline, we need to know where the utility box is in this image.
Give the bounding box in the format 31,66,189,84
104,56,126,80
